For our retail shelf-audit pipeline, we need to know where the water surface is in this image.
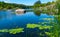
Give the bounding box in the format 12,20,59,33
0,10,54,29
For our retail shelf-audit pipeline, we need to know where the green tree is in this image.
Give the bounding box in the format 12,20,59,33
34,0,41,9
46,2,51,5
0,1,29,10
56,0,60,15
33,0,41,16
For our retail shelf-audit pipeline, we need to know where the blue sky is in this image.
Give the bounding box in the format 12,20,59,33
0,0,54,5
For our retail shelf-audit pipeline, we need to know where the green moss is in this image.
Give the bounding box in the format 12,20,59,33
0,28,24,34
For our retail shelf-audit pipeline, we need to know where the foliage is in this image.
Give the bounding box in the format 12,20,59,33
0,28,24,34
27,23,53,37
26,14,60,37
0,1,33,10
34,0,41,8
33,0,41,16
27,24,53,30
52,0,60,37
56,0,60,15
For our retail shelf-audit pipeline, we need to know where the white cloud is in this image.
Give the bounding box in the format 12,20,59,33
2,0,10,3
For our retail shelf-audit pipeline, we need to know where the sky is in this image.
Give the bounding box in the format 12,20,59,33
0,0,54,5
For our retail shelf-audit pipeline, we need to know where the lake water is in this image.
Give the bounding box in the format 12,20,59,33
0,10,54,29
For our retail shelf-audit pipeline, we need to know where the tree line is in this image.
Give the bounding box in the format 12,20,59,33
0,1,55,10
0,1,33,10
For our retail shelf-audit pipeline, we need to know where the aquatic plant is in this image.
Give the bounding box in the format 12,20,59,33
45,32,51,35
9,28,24,34
43,18,54,21
0,28,24,34
0,29,8,32
27,24,53,30
39,25,53,30
27,24,39,28
27,23,53,37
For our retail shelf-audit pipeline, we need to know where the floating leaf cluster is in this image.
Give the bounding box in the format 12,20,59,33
0,28,24,34
27,24,53,30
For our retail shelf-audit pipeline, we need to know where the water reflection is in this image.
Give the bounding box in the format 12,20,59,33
33,10,41,16
0,10,54,29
